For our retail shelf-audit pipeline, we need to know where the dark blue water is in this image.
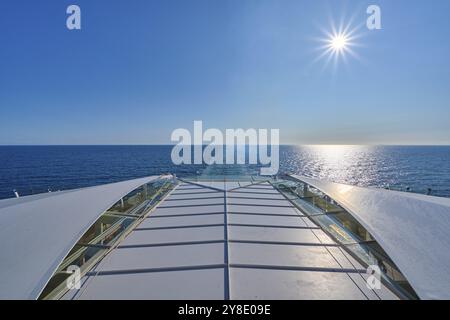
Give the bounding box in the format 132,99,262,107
0,145,449,200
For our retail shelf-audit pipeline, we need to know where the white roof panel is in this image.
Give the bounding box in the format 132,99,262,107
228,213,309,227
143,214,224,228
71,268,226,300
227,204,302,216
291,174,450,299
2,178,403,300
229,226,334,245
0,176,161,299
229,243,344,269
122,226,225,246
97,243,224,271
152,204,225,216
230,268,368,300
227,198,294,206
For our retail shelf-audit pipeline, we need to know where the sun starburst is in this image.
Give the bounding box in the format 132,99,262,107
313,18,363,70
330,34,349,52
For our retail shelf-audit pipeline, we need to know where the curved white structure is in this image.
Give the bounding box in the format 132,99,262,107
1,174,449,300
0,176,162,299
290,175,450,300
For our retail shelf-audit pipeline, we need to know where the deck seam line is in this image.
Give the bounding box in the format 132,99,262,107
178,178,225,192
164,196,225,201
226,203,295,208
147,212,225,218
171,191,222,195
135,224,225,231
223,180,231,300
118,239,225,249
227,211,305,217
228,239,341,247
86,264,226,276
229,264,366,273
228,223,320,230
227,196,288,200
227,180,273,192
157,203,225,208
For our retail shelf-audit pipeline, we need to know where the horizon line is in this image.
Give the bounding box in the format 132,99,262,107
1,144,450,147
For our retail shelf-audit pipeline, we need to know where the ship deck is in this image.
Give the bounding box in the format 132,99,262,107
63,179,397,300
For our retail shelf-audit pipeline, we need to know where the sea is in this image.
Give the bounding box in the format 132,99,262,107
0,145,449,200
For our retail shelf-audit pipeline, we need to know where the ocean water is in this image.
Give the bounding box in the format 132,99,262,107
0,145,449,200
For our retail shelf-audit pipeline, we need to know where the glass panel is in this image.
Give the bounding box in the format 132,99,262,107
344,242,419,299
39,177,175,300
332,211,374,242
310,214,360,245
289,197,324,216
273,176,419,300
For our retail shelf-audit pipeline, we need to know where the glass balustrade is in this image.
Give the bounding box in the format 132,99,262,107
272,175,419,300
39,177,176,300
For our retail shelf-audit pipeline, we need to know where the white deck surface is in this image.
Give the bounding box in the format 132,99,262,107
64,181,397,300
0,176,161,300
292,175,450,300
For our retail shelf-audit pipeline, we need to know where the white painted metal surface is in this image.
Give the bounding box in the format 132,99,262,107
64,181,396,300
291,174,450,300
0,177,405,300
0,176,161,299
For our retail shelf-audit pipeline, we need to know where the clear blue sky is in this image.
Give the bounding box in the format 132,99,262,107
1,0,449,145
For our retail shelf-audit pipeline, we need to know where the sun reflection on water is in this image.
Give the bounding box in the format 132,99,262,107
280,145,396,188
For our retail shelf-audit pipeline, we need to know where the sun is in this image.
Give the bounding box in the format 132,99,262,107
313,18,362,70
325,31,353,57
330,34,348,52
